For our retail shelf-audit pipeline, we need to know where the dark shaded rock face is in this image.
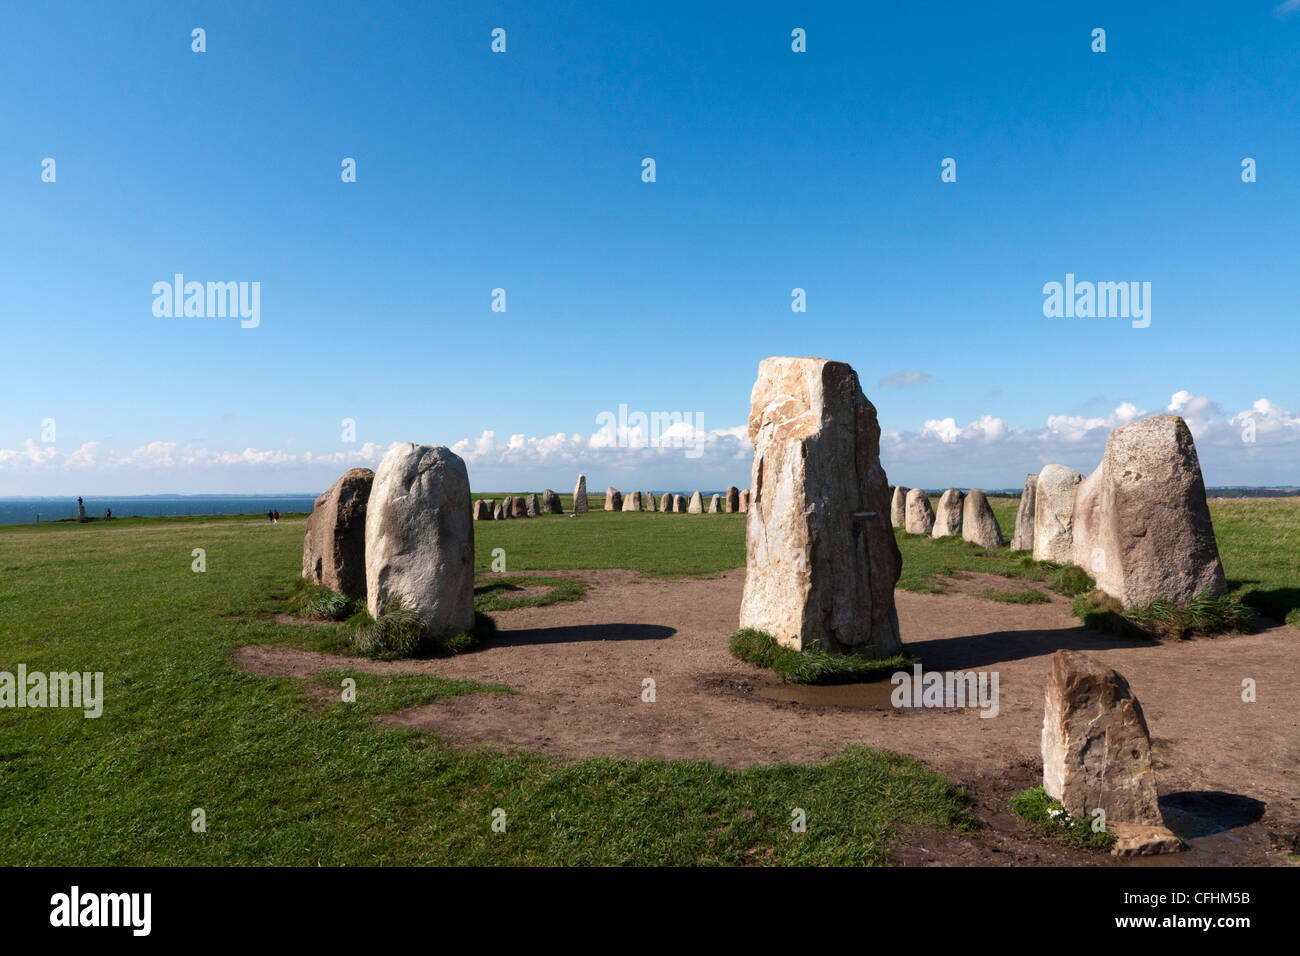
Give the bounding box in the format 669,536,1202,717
302,468,374,599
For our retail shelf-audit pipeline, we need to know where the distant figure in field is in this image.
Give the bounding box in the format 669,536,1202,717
77,496,87,523
267,510,274,523
105,508,112,520
273,510,280,524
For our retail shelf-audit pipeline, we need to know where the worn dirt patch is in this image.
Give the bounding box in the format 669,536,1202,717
232,567,1300,866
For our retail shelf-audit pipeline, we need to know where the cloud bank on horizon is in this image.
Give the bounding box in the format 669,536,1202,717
3,391,1294,496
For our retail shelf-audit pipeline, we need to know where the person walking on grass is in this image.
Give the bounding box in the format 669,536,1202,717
273,509,280,524
267,509,274,524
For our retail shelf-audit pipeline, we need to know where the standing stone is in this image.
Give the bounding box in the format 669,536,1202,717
542,489,563,514
904,488,935,535
709,494,722,513
1010,474,1038,552
672,494,687,512
364,444,474,638
524,493,540,517
499,496,513,519
643,492,657,512
76,498,87,522
492,504,504,520
621,490,643,512
605,487,622,511
890,485,909,529
738,356,902,657
1033,465,1083,563
931,488,965,538
511,496,527,518
688,491,704,514
1042,650,1163,827
302,467,374,599
658,492,671,512
1072,415,1226,607
961,489,1004,550
472,499,494,521
573,475,589,514
725,486,740,512
738,489,750,512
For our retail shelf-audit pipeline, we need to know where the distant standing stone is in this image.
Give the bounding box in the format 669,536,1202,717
1071,415,1226,607
688,491,704,514
472,499,494,521
738,489,750,512
961,489,1004,550
672,494,687,512
573,475,589,514
1033,465,1083,563
708,494,722,513
622,490,643,512
302,467,374,599
525,493,540,517
658,492,671,512
1010,474,1037,552
364,443,474,639
605,487,622,511
931,488,964,538
499,496,514,519
890,485,909,529
904,489,935,535
643,492,657,512
511,496,527,518
725,486,740,512
542,489,563,514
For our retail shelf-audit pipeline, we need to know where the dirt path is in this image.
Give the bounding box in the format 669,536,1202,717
234,569,1300,865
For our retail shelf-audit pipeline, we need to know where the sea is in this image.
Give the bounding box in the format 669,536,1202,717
0,495,321,526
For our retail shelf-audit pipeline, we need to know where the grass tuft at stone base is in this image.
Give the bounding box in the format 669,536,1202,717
351,600,497,660
728,628,915,685
1072,589,1255,641
1010,786,1115,852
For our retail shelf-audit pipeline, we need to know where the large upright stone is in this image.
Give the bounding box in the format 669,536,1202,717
1033,465,1083,563
605,487,622,511
364,444,474,638
931,488,965,538
511,496,527,518
499,496,514,519
688,491,704,514
738,357,902,657
890,485,909,529
1042,650,1163,827
725,486,740,512
708,494,722,513
658,492,671,513
672,494,687,512
1011,474,1038,552
962,489,1004,550
573,475,589,514
622,490,643,512
302,467,374,599
542,489,563,514
643,492,657,512
524,493,540,517
492,503,504,520
472,499,494,521
1072,415,1226,607
738,489,750,512
904,488,935,535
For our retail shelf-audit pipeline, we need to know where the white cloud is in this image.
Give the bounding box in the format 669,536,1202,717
879,370,932,389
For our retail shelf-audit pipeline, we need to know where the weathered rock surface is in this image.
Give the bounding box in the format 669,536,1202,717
738,489,750,512
961,488,1004,550
738,356,902,657
890,485,909,529
1033,465,1083,563
492,504,504,520
542,489,563,514
511,496,527,518
643,492,657,512
904,488,935,536
1042,649,1163,827
498,496,513,519
726,486,740,512
688,491,704,514
621,491,643,512
573,475,589,514
1010,474,1037,551
658,492,671,512
472,499,493,521
672,494,687,512
709,494,722,513
1108,822,1184,857
605,487,622,511
302,467,374,599
364,444,474,638
1072,415,1226,608
931,488,965,538
524,493,539,517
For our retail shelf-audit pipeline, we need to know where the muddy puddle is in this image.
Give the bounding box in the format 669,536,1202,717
757,681,905,710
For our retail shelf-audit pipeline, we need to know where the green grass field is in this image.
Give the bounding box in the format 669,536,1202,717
0,495,1293,865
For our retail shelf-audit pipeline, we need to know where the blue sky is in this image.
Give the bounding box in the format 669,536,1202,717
2,1,1298,495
